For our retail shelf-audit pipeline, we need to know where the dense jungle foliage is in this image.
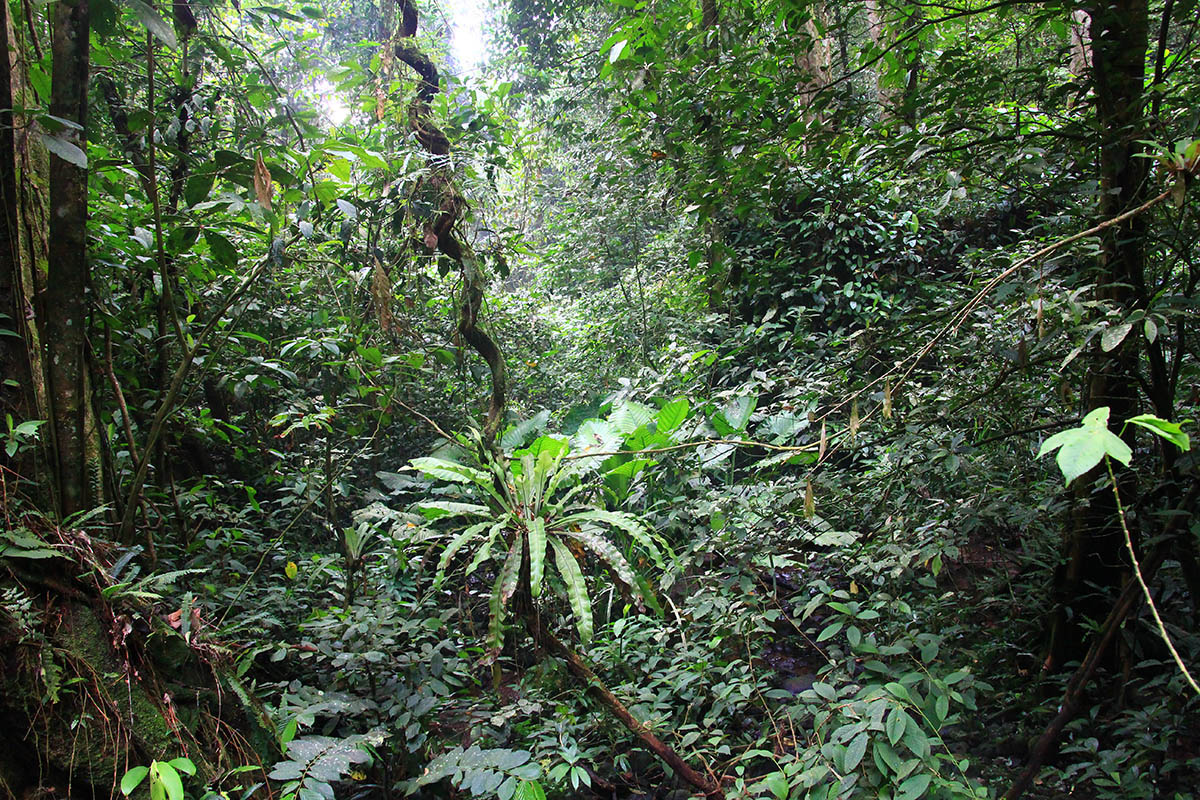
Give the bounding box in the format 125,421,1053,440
2,0,1199,799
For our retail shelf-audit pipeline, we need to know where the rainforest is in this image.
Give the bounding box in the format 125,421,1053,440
1,0,1198,799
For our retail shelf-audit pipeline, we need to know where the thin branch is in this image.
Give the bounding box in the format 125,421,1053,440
118,247,283,541
1107,458,1200,695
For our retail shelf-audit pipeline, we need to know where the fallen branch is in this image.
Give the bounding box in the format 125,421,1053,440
526,616,724,798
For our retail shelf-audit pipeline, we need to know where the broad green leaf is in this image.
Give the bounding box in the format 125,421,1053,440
184,173,215,207
415,501,490,520
514,780,546,800
713,395,757,435
656,398,689,435
885,708,907,745
550,538,592,643
410,457,494,488
761,771,788,800
203,230,239,268
40,133,87,169
501,410,550,450
609,401,655,435
488,567,508,654
153,761,183,800
498,533,523,606
560,528,641,604
121,767,149,796
1126,414,1190,452
1038,407,1132,485
896,773,931,800
465,521,505,576
843,731,868,771
167,758,196,777
1101,322,1132,352
514,435,568,462
572,419,622,457
125,0,178,49
527,517,547,598
436,521,492,586
900,712,929,758
874,739,903,774
562,509,665,567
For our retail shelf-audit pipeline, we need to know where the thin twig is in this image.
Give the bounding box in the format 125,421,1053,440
1106,458,1200,696
117,248,282,541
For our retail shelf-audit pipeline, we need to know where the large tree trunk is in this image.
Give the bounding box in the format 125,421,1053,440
43,0,97,517
1,0,51,489
0,1,30,430
1046,0,1150,671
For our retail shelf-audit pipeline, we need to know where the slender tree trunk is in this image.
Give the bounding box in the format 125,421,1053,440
43,0,94,516
1046,0,1150,671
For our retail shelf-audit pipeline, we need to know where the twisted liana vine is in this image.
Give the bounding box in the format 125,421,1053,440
393,0,506,452
390,6,722,796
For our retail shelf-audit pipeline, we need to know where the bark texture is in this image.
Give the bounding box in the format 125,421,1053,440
44,0,98,516
1047,0,1151,670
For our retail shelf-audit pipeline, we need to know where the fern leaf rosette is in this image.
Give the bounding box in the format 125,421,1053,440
410,435,666,654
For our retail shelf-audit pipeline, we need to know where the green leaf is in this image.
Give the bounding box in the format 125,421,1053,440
498,534,524,607
167,758,196,777
1125,414,1190,452
415,501,490,520
501,410,550,450
560,509,665,568
656,398,689,435
573,419,622,456
885,708,907,745
843,731,868,772
609,401,655,435
410,457,494,488
1037,407,1132,485
514,780,546,800
203,230,239,268
466,521,506,576
488,564,510,654
761,771,788,800
121,766,149,796
185,174,216,207
125,0,178,49
874,740,903,774
560,528,641,603
1101,322,1132,352
40,133,87,169
436,521,493,586
153,761,184,800
713,395,756,435
896,773,932,800
550,538,592,643
527,517,547,598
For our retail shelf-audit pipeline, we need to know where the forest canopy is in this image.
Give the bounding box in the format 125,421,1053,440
1,1,1198,799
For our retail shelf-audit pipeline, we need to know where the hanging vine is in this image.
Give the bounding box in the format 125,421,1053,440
393,0,506,452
